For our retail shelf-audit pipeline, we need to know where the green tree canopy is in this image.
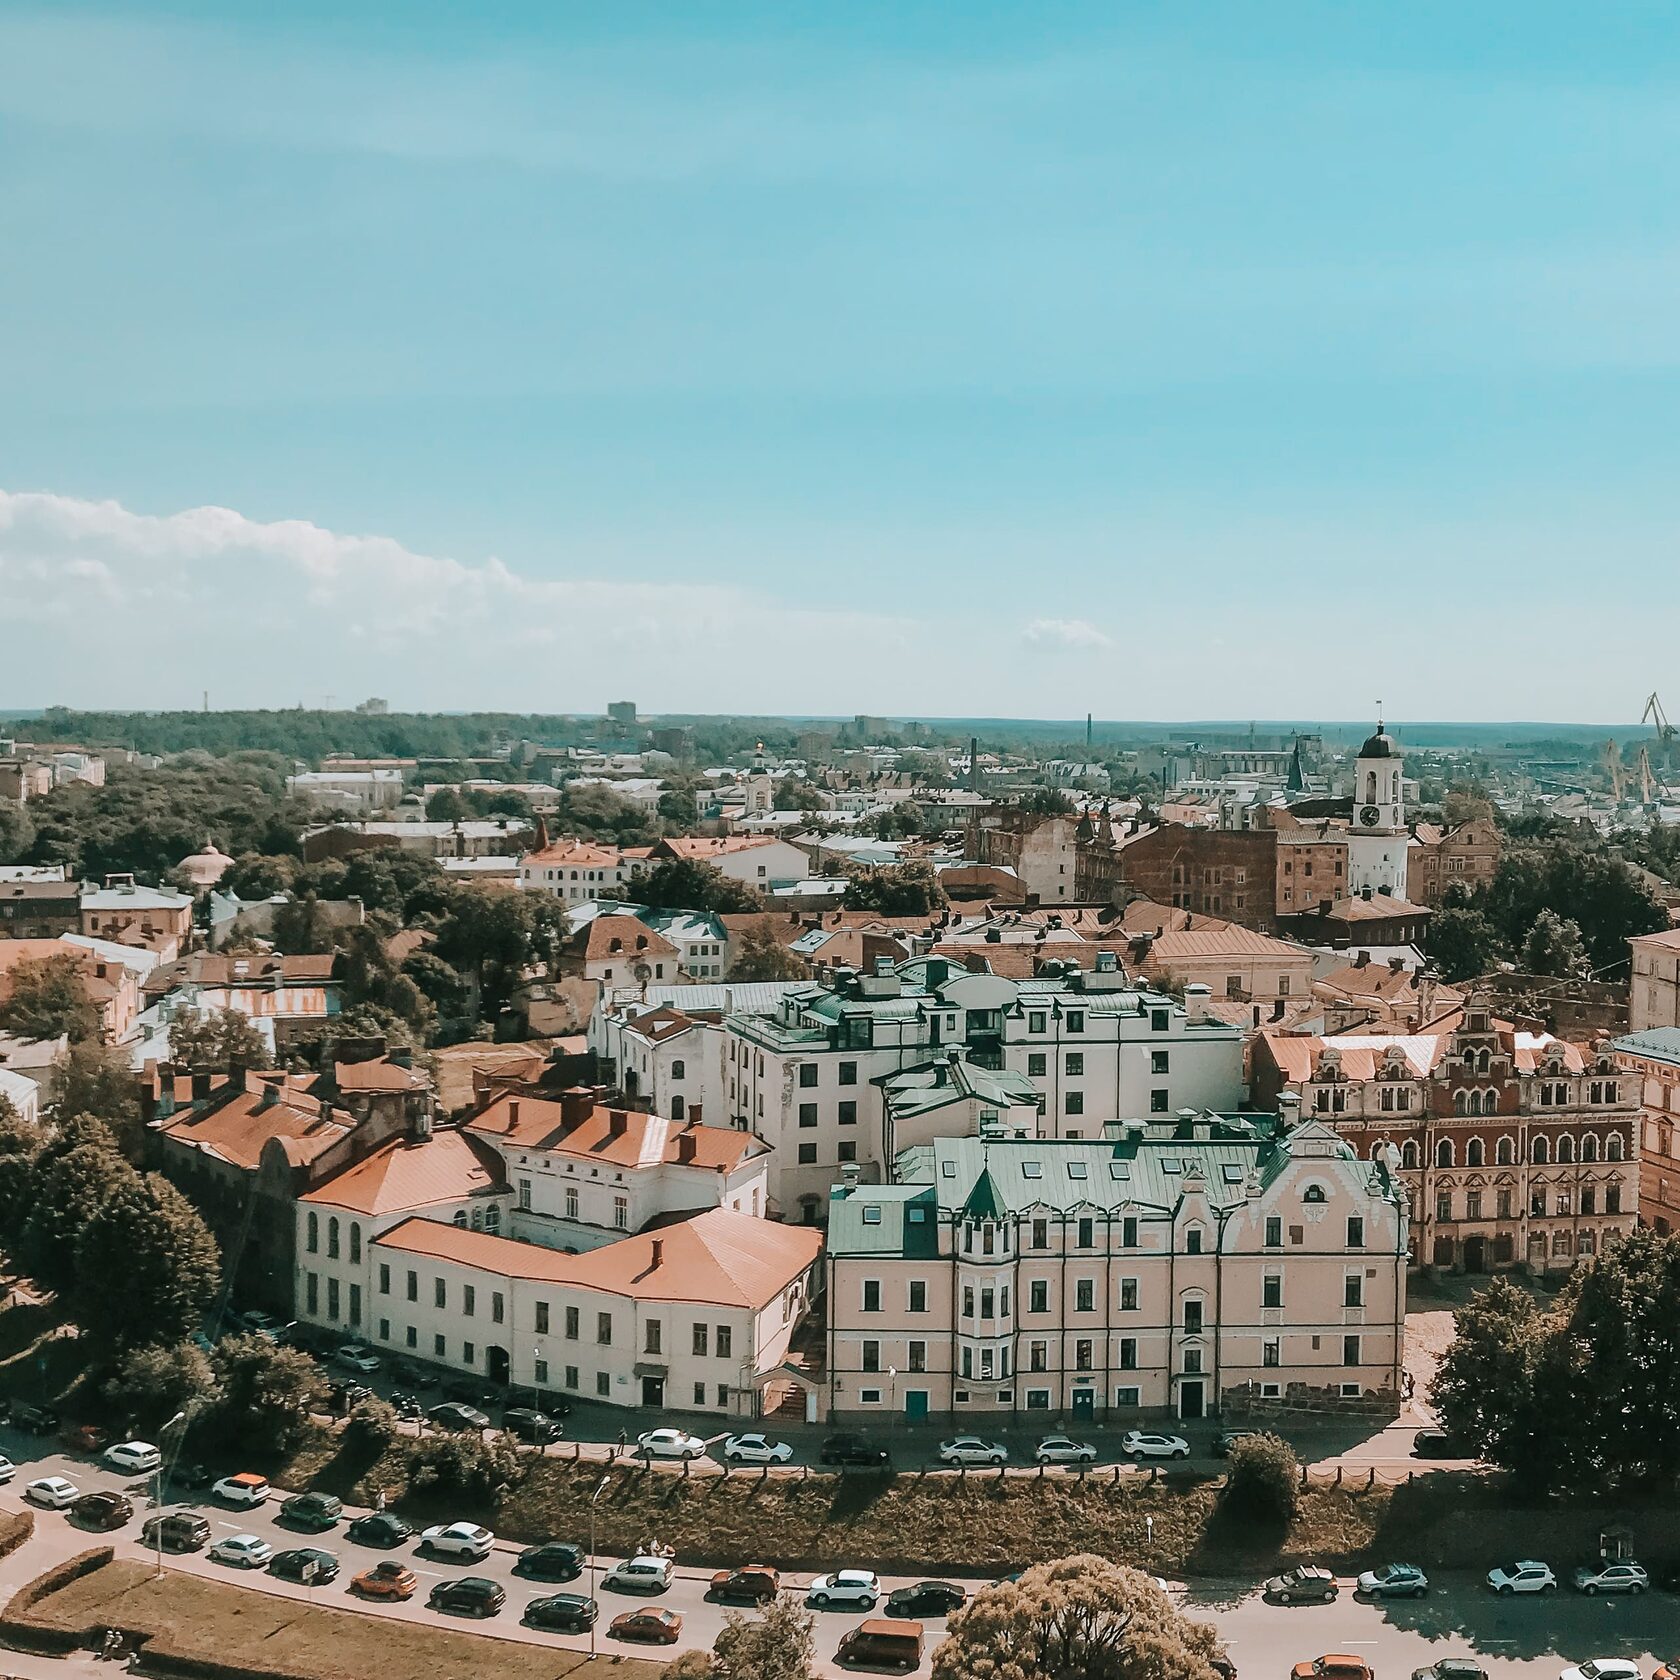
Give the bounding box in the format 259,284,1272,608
625,857,765,914
1519,909,1590,979
210,1333,320,1452
0,955,100,1042
728,921,810,982
169,1007,271,1074
18,1132,137,1296
1424,897,1509,982
843,860,945,918
1219,1431,1300,1525
106,1341,223,1428
711,1597,816,1680
47,1040,143,1155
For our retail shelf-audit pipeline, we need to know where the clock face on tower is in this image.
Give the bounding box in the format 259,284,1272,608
1359,805,1382,826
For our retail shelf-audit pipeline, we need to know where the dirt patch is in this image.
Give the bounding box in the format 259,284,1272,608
5,1554,665,1680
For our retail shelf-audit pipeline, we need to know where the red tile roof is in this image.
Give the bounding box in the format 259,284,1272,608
581,915,679,964
154,1073,349,1170
302,1128,506,1214
466,1090,764,1173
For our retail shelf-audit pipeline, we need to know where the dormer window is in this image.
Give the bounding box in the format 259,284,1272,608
1303,1184,1327,1204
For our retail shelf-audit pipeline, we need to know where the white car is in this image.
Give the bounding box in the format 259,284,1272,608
1122,1431,1190,1460
722,1432,794,1465
604,1555,675,1593
212,1473,270,1507
1486,1560,1557,1596
0,1455,15,1484
637,1427,707,1461
1561,1663,1641,1680
209,1533,273,1568
1034,1435,1097,1465
24,1476,79,1508
335,1343,381,1373
104,1441,162,1475
807,1569,881,1609
938,1436,1008,1467
421,1521,494,1560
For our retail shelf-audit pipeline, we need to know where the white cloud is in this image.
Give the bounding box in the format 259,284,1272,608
0,490,918,713
1022,617,1112,651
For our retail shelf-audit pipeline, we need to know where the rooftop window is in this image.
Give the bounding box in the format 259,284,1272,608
1108,1162,1131,1180
1022,1162,1043,1178
1066,1162,1089,1180
1222,1164,1244,1183
862,1206,882,1224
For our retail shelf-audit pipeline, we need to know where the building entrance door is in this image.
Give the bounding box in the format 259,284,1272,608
1178,1379,1205,1420
641,1376,664,1408
904,1390,928,1421
487,1346,510,1386
1463,1236,1486,1274
1071,1387,1095,1421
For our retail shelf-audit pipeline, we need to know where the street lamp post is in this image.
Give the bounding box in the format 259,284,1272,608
154,1410,187,1579
588,1474,610,1659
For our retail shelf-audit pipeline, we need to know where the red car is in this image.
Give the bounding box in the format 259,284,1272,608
611,1608,683,1645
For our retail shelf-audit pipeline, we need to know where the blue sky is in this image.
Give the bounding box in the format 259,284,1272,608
3,1,1678,717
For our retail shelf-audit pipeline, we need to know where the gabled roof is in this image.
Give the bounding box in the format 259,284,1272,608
303,1127,506,1214
656,835,777,859
154,1073,350,1171
879,1052,1041,1120
580,915,679,963
466,1090,766,1173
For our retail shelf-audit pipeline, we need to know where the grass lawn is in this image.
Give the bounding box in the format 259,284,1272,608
10,1555,666,1680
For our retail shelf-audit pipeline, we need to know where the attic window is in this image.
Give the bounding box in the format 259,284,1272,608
941,1161,957,1179
1162,1159,1182,1174
1108,1162,1131,1180
907,1206,927,1223
862,1205,882,1225
1066,1162,1089,1180
1222,1164,1244,1183
1022,1162,1043,1179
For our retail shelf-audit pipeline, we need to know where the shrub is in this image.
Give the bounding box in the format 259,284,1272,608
407,1433,519,1502
344,1396,400,1458
1219,1432,1299,1525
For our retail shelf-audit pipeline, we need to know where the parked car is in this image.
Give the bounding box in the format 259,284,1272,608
1486,1561,1558,1596
24,1477,79,1509
334,1343,381,1373
1356,1562,1430,1599
352,1561,417,1600
819,1433,890,1466
938,1436,1008,1467
603,1556,674,1594
722,1432,793,1464
212,1472,270,1507
347,1512,414,1548
610,1608,682,1644
429,1576,506,1617
71,1491,133,1531
517,1541,585,1582
441,1376,499,1407
427,1402,491,1432
1121,1431,1190,1461
1291,1658,1373,1680
1411,1663,1488,1680
836,1620,924,1672
60,1423,111,1455
637,1427,707,1460
0,1456,13,1484
238,1311,289,1341
1560,1664,1641,1680
1034,1435,1096,1465
886,1580,966,1617
270,1547,339,1584
209,1533,274,1568
421,1522,494,1561
1412,1430,1473,1459
503,1408,559,1445
1264,1566,1338,1604
1572,1561,1648,1596
9,1402,59,1434
319,1382,373,1411
709,1566,780,1603
525,1592,599,1632
141,1512,209,1553
807,1570,882,1609
103,1440,162,1475
1654,1664,1680,1680
1214,1430,1263,1456
280,1491,343,1531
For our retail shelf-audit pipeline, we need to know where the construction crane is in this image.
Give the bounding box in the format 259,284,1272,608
1638,745,1656,806
1644,692,1676,752
1602,739,1625,802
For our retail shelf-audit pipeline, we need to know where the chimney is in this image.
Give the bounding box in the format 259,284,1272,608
1279,1091,1302,1126
649,1238,664,1269
1354,950,1370,969
676,1130,699,1164
1389,955,1406,973
508,1099,520,1128
609,1108,629,1137
561,1087,593,1130
258,1079,281,1110
1184,982,1213,1023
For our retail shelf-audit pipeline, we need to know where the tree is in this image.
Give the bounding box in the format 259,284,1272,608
933,1555,1228,1680
106,1341,222,1428
843,861,945,918
0,800,35,862
210,1334,320,1453
1425,900,1508,982
1218,1432,1299,1525
169,1007,271,1074
0,955,99,1042
1482,840,1666,970
73,1172,222,1350
401,952,471,1020
657,787,699,826
18,1132,136,1296
625,857,765,914
1018,786,1076,817
223,852,302,901
344,1394,402,1458
728,921,810,982
426,786,472,821
0,1108,41,1227
1519,910,1590,979
46,1040,142,1154
408,1431,520,1500
271,892,336,955
711,1597,817,1680
1442,787,1495,825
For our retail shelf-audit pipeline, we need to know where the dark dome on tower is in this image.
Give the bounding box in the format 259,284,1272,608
1358,727,1398,759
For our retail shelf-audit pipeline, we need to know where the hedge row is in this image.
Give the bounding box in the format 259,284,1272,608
0,1545,115,1654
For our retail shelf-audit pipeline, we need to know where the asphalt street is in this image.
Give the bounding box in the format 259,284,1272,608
1,1430,1674,1679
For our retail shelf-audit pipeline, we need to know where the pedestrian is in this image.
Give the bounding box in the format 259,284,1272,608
617,1427,628,1455
374,1487,386,1513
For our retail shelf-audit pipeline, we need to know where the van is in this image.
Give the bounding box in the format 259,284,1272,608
142,1512,211,1552
836,1619,924,1672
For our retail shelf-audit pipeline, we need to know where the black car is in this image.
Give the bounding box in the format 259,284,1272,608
428,1576,505,1617
504,1408,560,1445
72,1491,134,1531
525,1593,599,1633
270,1547,340,1584
170,1461,214,1490
441,1376,498,1407
346,1512,414,1548
9,1402,60,1434
517,1542,585,1582
428,1401,491,1432
820,1433,891,1466
1411,1430,1473,1460
388,1358,430,1387
886,1580,966,1617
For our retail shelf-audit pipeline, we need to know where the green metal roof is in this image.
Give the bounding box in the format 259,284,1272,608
878,1053,1040,1120
826,1183,940,1258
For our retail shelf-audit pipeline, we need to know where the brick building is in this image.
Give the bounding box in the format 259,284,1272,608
1407,818,1502,907
1109,826,1281,931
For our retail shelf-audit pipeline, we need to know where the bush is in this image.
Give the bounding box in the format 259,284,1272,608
1219,1432,1299,1525
208,1335,318,1455
344,1396,400,1458
105,1343,222,1430
407,1433,519,1502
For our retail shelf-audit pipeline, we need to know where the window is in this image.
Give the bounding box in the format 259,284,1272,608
1066,1010,1084,1033
1183,1299,1203,1334
434,1334,446,1358
907,1279,927,1313
327,1217,340,1259
1075,1279,1095,1312
406,1270,418,1302
1262,1273,1283,1309
378,1263,391,1295
565,1186,579,1220
597,1372,610,1397
1027,1052,1047,1078
904,1338,925,1373
1065,1052,1084,1076
1435,1191,1452,1223
1532,1135,1549,1164
349,1224,361,1264
1151,1007,1169,1032
1075,1339,1094,1371
1466,1190,1483,1220
1064,1091,1084,1115
1344,1273,1363,1308
1607,1184,1622,1214
1120,1277,1138,1310
981,1287,996,1318
1185,1226,1203,1255
797,1143,817,1164
305,1212,318,1254
1077,1216,1094,1248
863,1280,882,1313
462,1340,475,1366
1150,1089,1169,1114
838,1061,857,1085
1435,1138,1454,1168
1122,1216,1138,1247
838,1140,857,1163
1029,1279,1049,1313
1342,1334,1361,1367
798,1103,817,1128
597,1312,613,1345
1263,1337,1280,1367
462,1284,476,1317
306,1273,319,1315
861,1340,880,1373
799,1064,818,1088
1401,1140,1419,1170
1264,1215,1282,1247
434,1277,447,1309
1346,1215,1365,1249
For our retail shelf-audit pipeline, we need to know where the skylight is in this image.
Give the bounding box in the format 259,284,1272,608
1066,1162,1089,1180
1022,1162,1043,1178
862,1205,882,1224
1108,1162,1131,1180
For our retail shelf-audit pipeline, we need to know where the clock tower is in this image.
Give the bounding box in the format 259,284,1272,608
1346,715,1408,897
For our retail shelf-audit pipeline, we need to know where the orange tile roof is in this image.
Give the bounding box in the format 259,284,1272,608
302,1128,506,1214
581,915,679,963
467,1090,765,1173
1260,1021,1585,1083
658,835,775,859
521,839,628,868
373,1207,822,1308
1143,927,1307,961
333,1057,430,1093
155,1074,350,1170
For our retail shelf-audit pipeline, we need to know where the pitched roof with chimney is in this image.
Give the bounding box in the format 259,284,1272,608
144,952,336,1001
1259,1019,1586,1084
656,835,776,860
1140,927,1308,963
331,1055,432,1094
302,1127,506,1214
521,838,629,869
579,914,680,964
153,1072,351,1170
466,1089,766,1173
373,1205,821,1308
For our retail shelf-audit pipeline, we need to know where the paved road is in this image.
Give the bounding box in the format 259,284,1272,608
1,1432,1673,1679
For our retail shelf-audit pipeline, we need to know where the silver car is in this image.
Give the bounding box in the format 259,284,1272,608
1034,1435,1097,1464
1571,1561,1647,1596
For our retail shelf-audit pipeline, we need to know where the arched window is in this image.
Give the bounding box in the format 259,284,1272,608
1366,770,1378,802
349,1223,361,1264
1556,1134,1575,1164
1454,1091,1470,1116
452,1208,467,1227
1483,1089,1499,1115
671,1059,685,1080
1436,1138,1454,1169
1531,1135,1549,1165
1477,1049,1492,1075
1401,1140,1419,1170
1581,1133,1599,1163
1607,1133,1625,1162
1303,1184,1327,1204
484,1204,501,1233
1496,1136,1513,1166
470,1205,483,1229
1466,1138,1484,1167
306,1211,319,1253
671,1096,685,1121
327,1216,340,1259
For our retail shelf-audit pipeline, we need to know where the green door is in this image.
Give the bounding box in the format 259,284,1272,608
904,1390,929,1420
